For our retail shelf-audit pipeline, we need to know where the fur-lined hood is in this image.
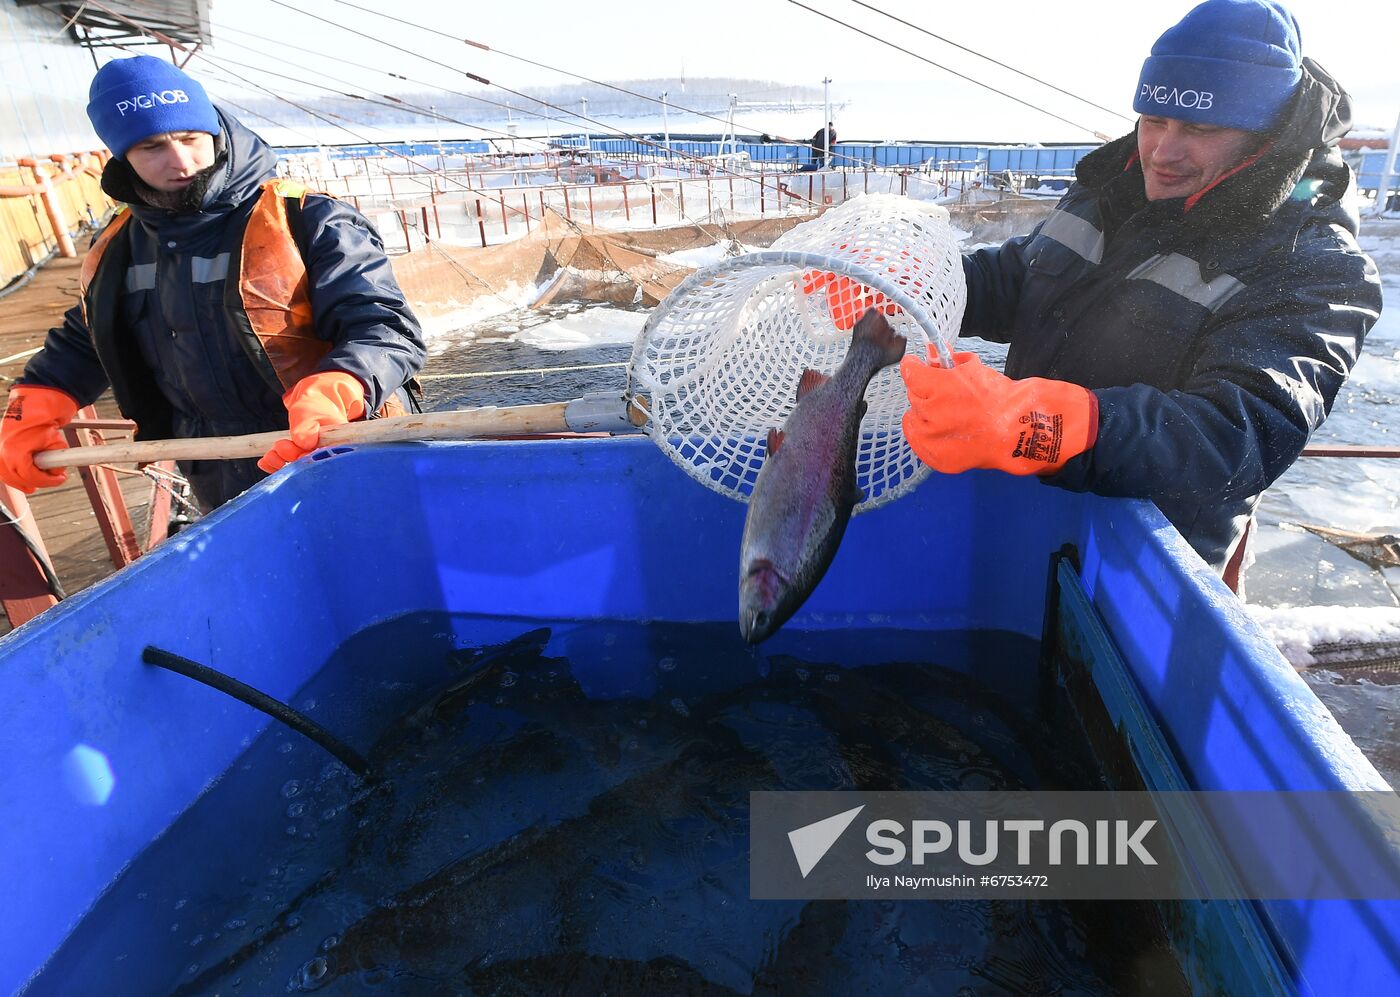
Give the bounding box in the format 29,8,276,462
1075,57,1357,241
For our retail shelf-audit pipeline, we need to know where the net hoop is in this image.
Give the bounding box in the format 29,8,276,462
628,194,965,511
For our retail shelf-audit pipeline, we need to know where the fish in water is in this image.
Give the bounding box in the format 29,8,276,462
738,307,907,643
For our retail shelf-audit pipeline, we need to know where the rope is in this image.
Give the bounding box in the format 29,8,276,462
0,347,42,366
648,186,746,252
49,0,92,38
139,465,202,517
418,361,628,382
422,242,524,309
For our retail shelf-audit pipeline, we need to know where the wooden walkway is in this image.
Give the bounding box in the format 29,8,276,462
0,255,161,636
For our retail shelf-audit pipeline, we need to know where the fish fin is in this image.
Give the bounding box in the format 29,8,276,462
797,368,829,400
857,399,868,420
766,428,785,454
851,308,908,367
849,480,866,506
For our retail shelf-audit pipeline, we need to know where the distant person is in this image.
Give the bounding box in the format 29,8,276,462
0,56,425,511
802,121,836,171
900,0,1382,586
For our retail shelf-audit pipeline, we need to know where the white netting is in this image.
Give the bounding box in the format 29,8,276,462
628,193,966,511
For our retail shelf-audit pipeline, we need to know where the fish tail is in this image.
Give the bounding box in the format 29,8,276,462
851,308,907,369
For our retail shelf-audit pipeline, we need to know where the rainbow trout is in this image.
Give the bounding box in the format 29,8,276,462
738,308,907,643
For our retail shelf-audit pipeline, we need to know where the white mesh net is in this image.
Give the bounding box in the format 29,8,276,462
628,193,966,511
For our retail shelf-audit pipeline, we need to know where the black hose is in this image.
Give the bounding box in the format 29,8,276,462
0,247,58,301
142,645,371,779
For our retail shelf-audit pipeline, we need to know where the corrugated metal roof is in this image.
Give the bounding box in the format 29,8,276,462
13,1,214,49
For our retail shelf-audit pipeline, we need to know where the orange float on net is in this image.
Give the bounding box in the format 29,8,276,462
802,271,899,331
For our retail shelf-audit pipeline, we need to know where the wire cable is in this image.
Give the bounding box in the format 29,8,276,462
782,0,1112,141
206,28,576,148
840,0,1133,125
163,56,745,257
256,0,822,199
98,0,761,194
0,501,67,601
95,1,821,254
311,0,821,147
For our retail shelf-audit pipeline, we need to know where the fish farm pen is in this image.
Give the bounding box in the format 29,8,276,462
4,438,1400,993
5,1,1400,992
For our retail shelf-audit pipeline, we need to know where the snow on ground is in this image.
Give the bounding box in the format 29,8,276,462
658,243,759,269
1242,226,1400,663
1246,605,1400,669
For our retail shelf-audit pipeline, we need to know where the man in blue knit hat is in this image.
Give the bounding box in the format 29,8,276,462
901,0,1381,590
0,56,425,512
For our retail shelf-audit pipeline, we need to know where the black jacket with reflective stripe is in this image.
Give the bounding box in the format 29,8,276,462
961,58,1382,570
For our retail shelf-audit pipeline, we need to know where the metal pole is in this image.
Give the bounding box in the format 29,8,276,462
726,94,738,157
507,102,518,174
662,91,670,162
580,97,589,154
823,77,832,167
22,161,76,258
1370,109,1400,217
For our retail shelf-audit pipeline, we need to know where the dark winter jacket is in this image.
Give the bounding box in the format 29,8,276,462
22,105,424,463
961,58,1382,570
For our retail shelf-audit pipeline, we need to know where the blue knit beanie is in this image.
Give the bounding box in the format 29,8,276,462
86,56,220,157
1133,0,1303,132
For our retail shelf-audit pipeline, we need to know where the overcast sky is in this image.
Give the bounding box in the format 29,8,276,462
196,0,1398,142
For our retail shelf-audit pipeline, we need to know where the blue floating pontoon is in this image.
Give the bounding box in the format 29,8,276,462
1,438,1396,993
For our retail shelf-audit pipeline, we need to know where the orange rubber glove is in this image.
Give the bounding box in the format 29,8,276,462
258,371,367,473
0,385,80,494
901,352,1098,476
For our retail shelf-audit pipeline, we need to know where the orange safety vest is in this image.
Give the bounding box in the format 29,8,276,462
80,179,405,422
